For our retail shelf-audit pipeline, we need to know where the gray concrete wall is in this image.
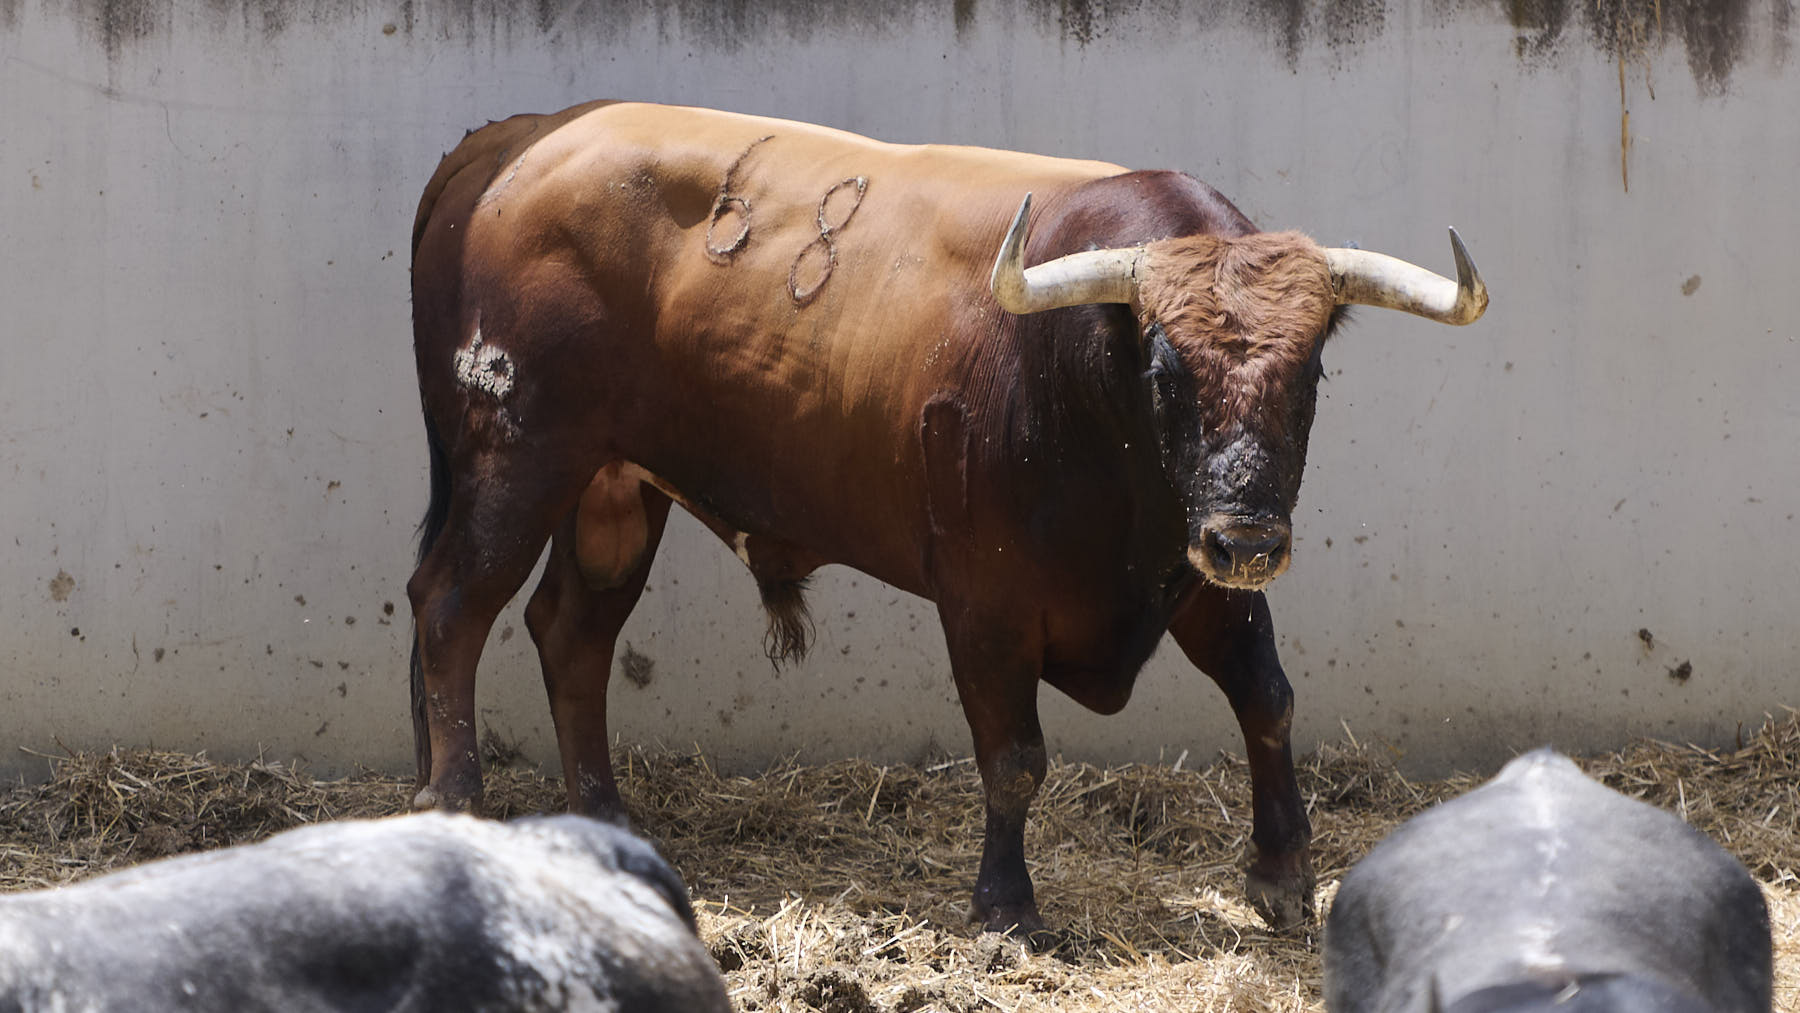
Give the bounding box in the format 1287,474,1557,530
2,0,1795,781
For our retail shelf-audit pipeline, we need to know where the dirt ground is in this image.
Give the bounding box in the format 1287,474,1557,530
3,714,1796,1012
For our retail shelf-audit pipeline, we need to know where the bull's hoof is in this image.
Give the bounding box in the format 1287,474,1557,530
1245,850,1315,932
412,784,481,814
973,906,1058,951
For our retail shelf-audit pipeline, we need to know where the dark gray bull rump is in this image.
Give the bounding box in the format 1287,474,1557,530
406,100,1487,934
1324,750,1772,1013
0,813,729,1012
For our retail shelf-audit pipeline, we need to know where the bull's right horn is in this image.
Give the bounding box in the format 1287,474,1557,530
1323,228,1489,325
990,193,1145,315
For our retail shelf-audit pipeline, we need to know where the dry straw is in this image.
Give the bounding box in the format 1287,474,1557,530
4,713,1797,1012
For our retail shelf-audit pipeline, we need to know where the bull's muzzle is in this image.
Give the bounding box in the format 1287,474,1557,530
1190,517,1292,589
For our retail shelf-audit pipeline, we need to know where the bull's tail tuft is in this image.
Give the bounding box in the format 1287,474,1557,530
757,576,814,668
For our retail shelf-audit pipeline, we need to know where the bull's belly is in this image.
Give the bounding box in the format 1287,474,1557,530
579,460,1183,693
575,460,910,595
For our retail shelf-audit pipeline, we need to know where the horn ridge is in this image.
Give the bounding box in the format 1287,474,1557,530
1324,227,1488,325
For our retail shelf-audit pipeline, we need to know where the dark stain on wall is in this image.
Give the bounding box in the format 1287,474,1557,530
1055,0,1102,46
954,0,978,37
1666,0,1754,92
1010,0,1777,85
1778,0,1794,65
1322,0,1387,53
1225,0,1387,66
1494,0,1764,93
1259,0,1307,65
668,0,915,48
0,0,19,32
1503,0,1571,59
33,0,1791,92
189,0,294,41
259,3,293,37
72,0,168,61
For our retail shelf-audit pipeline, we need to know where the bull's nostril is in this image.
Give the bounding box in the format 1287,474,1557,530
1202,529,1234,571
1250,534,1287,564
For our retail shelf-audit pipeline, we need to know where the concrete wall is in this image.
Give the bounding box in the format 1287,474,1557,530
2,0,1795,781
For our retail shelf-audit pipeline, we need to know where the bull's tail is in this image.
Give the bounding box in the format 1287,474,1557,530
758,576,815,667
409,408,453,789
406,117,515,791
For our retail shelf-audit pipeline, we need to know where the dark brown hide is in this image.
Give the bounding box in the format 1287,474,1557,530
407,102,1343,934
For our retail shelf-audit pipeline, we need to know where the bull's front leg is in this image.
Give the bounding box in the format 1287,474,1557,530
939,607,1051,939
1168,585,1314,930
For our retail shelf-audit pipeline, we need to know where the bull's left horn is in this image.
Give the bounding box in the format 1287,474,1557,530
1323,228,1488,325
990,193,1145,315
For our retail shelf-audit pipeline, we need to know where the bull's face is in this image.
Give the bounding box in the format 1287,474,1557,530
1137,233,1337,590
990,192,1486,592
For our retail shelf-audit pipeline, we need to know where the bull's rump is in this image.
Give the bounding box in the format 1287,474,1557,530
411,101,1128,583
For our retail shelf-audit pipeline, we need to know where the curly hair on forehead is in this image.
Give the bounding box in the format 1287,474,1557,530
1134,231,1337,444
1134,230,1336,357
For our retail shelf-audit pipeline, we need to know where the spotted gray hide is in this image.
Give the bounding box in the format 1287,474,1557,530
1324,749,1771,1013
0,812,729,1012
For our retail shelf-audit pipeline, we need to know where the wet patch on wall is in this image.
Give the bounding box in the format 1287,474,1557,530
1017,0,1777,87
71,0,167,60
1490,0,1768,94
33,0,1791,92
954,0,978,36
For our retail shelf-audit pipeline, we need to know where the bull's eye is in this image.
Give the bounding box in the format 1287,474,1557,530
1144,325,1183,381
1144,326,1184,420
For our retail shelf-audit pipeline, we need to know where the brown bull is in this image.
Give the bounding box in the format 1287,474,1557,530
407,101,1487,934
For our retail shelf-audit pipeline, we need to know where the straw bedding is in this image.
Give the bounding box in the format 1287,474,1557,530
3,713,1796,1012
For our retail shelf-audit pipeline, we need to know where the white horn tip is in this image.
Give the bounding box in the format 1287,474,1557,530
1445,226,1489,325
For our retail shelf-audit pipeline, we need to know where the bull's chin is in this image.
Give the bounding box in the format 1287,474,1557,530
1187,547,1289,590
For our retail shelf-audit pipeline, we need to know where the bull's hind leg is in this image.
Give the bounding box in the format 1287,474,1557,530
1168,586,1314,930
525,464,672,819
938,607,1051,939
408,455,595,813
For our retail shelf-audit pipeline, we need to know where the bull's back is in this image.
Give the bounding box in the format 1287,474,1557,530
1324,751,1771,1013
450,100,1129,339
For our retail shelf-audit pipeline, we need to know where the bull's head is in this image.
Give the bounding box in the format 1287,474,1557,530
991,193,1487,590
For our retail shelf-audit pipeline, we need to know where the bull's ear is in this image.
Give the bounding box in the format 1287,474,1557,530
613,835,701,933
990,193,1144,314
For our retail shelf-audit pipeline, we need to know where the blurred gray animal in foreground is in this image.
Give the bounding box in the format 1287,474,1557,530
1325,749,1771,1013
0,811,729,1012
